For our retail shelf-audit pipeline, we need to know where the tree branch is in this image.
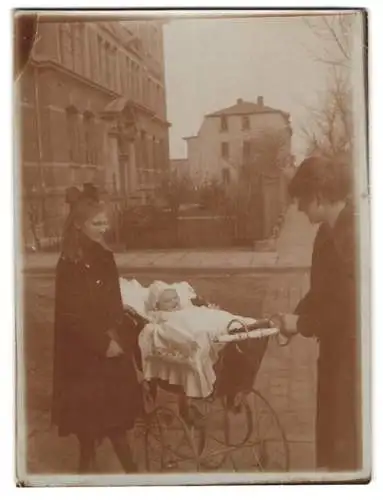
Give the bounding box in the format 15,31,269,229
321,16,350,62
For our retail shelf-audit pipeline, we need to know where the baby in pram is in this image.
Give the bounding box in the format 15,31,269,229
143,280,245,357
120,278,273,400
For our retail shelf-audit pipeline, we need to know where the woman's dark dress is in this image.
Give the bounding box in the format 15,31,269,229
51,236,142,438
294,203,361,471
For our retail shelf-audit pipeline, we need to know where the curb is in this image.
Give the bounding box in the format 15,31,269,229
22,265,311,277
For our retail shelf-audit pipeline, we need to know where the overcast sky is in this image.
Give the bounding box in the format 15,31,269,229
162,15,334,162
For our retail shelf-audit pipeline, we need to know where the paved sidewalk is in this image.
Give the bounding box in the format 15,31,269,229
20,205,317,274
20,249,282,275
25,271,316,473
276,204,317,267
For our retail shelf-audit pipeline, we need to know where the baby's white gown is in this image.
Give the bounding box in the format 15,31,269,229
120,278,258,398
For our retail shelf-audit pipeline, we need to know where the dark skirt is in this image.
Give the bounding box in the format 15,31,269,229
54,353,143,439
316,338,360,471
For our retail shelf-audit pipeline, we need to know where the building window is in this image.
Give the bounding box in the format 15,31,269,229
243,140,251,160
119,53,125,94
242,115,250,130
137,65,143,102
152,138,158,170
148,79,153,110
109,46,117,91
101,40,107,85
132,62,137,99
140,130,148,169
155,84,161,114
131,62,137,100
66,107,80,164
88,28,97,80
123,56,130,95
115,49,121,94
221,142,229,159
97,36,105,84
59,23,73,69
105,43,112,88
222,168,231,185
144,75,149,105
72,23,84,75
160,87,166,116
135,64,141,100
220,116,228,132
159,138,167,168
83,112,96,165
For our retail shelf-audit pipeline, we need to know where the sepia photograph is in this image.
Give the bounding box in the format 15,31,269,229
13,8,370,486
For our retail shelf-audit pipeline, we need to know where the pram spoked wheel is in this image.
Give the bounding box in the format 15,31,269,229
141,312,289,472
189,390,289,472
143,387,289,472
224,389,289,472
143,402,206,472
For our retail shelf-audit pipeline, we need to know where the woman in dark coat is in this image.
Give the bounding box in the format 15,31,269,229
279,156,361,472
51,185,142,473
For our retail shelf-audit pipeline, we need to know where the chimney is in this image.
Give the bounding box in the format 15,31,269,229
237,98,243,105
257,96,264,107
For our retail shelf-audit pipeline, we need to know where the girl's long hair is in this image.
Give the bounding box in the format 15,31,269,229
61,184,108,263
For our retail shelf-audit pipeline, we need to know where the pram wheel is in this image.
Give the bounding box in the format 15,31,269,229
197,390,289,472
234,389,289,471
143,389,289,472
144,405,206,472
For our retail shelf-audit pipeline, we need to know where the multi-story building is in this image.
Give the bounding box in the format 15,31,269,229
184,97,293,242
184,96,292,186
17,17,170,247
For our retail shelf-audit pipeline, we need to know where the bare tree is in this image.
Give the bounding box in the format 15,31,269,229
23,183,47,251
158,168,195,219
25,195,41,251
226,130,291,242
246,128,292,174
303,14,353,68
302,14,355,158
301,74,352,157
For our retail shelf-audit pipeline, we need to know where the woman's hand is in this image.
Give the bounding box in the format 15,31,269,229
106,339,124,358
279,314,299,337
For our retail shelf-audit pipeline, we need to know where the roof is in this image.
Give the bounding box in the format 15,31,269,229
206,99,289,119
102,97,171,126
183,135,198,140
103,97,128,114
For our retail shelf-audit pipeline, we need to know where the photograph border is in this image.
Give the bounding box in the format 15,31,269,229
13,6,371,487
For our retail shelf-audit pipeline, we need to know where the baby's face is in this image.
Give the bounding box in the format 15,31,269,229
157,289,181,311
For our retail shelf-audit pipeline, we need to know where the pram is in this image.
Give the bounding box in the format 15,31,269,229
121,279,290,473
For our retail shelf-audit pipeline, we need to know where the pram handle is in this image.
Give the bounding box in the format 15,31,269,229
214,327,280,344
225,317,290,347
227,318,249,334
226,318,273,334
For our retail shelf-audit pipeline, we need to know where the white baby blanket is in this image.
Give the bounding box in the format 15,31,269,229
119,278,258,398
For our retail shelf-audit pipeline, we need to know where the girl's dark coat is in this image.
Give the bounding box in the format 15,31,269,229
51,236,142,438
295,203,361,471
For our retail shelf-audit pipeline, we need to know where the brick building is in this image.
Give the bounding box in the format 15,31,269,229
17,18,170,248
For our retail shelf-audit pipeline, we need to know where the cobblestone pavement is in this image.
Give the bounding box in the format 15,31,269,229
22,270,317,476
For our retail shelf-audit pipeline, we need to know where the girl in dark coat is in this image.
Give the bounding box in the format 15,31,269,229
51,185,142,473
279,156,362,472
